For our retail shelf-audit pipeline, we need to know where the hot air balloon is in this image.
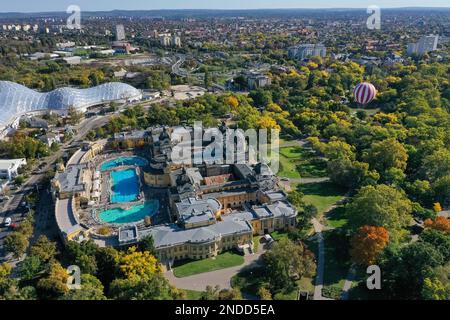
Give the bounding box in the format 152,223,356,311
353,82,377,105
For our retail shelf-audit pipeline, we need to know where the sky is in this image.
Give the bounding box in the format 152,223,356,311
1,0,449,13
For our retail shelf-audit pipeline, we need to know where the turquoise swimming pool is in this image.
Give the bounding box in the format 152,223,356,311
99,200,159,224
101,156,148,172
110,169,140,203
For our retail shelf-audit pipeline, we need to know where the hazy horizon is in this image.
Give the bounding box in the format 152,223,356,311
0,0,449,13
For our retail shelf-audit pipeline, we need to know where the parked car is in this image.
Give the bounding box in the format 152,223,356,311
4,217,12,227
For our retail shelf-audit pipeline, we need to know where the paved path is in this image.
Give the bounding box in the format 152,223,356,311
289,177,330,184
165,250,264,291
341,265,356,300
311,218,333,300
280,140,309,148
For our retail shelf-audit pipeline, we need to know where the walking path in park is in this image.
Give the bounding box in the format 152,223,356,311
311,218,333,300
341,266,357,300
164,247,265,291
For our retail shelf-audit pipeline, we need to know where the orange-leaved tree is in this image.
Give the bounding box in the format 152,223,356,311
424,216,450,233
350,225,390,266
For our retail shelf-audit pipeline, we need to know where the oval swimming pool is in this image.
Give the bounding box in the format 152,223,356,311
99,200,159,224
101,156,148,172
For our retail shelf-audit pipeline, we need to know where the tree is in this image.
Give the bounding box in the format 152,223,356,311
422,277,450,300
257,286,273,300
424,216,450,233
433,174,450,206
75,254,98,275
18,256,45,281
350,225,389,266
61,274,106,300
217,288,242,300
14,176,25,186
347,184,413,235
65,240,99,274
380,242,444,299
30,235,57,263
287,190,304,209
420,229,450,261
36,262,69,299
95,247,119,290
4,232,29,259
365,138,408,174
67,107,83,125
119,246,161,280
0,263,15,297
433,203,443,213
109,274,183,300
262,238,316,292
138,235,156,256
422,148,450,181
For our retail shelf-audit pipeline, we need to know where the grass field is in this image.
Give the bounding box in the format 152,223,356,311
173,252,245,278
270,230,290,241
184,290,204,300
278,146,327,179
326,207,349,229
297,182,347,214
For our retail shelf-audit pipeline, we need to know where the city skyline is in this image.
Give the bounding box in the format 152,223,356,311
0,0,450,13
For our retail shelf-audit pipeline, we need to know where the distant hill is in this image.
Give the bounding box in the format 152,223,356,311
0,7,449,19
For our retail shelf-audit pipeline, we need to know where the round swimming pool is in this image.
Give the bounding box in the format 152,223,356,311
101,156,148,172
99,200,159,224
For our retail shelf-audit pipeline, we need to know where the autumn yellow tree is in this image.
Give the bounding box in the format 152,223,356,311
433,202,443,213
224,95,239,109
424,216,450,233
350,225,390,266
119,246,162,280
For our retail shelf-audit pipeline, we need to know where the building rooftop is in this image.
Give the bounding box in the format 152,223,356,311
53,164,86,194
0,81,142,128
141,217,252,249
176,197,221,226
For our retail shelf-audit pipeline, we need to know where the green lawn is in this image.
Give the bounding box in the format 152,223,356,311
297,182,347,214
231,266,266,296
173,252,245,278
325,206,349,229
270,230,289,241
277,146,327,179
184,290,204,300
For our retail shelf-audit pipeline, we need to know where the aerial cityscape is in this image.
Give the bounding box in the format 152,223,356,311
0,0,449,307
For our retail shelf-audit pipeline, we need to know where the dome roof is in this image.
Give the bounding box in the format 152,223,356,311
0,81,142,127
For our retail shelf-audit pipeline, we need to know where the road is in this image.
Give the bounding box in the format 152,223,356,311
164,246,265,292
0,94,178,260
0,110,122,258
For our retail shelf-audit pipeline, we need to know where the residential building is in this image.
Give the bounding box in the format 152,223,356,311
288,43,327,60
115,24,126,41
407,35,439,56
0,159,27,181
246,73,272,90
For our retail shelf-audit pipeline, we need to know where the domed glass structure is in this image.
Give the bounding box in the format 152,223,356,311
0,81,142,127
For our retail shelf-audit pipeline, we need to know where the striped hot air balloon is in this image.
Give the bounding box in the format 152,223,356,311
353,82,377,105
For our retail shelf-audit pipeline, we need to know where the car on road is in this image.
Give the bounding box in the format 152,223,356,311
4,217,12,227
